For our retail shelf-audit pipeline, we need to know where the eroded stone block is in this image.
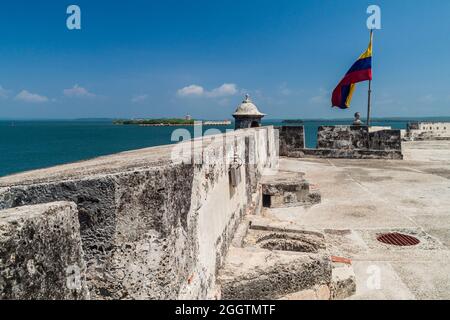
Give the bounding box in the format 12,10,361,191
279,126,305,156
0,202,89,300
331,262,357,300
218,247,332,300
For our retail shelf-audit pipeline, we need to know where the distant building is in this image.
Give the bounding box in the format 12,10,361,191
203,120,232,126
185,114,192,121
406,122,450,140
232,94,266,130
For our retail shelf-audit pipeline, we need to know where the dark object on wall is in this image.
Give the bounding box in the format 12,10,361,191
353,112,364,126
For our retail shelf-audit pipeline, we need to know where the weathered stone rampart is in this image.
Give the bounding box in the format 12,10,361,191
0,127,278,300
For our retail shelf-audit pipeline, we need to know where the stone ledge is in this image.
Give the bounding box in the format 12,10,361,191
283,148,404,160
278,284,331,300
218,247,332,300
248,218,324,238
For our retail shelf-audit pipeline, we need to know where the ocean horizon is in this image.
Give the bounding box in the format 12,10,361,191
2,116,450,177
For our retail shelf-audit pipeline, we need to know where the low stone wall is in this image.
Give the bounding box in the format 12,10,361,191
317,126,402,151
0,126,278,300
317,126,369,150
279,125,403,160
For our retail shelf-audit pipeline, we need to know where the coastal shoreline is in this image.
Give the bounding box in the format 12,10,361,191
136,121,232,127
113,119,232,127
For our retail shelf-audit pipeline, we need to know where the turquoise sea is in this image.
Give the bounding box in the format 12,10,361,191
1,118,450,177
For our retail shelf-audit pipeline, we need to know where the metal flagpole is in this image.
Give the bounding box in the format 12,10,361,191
367,79,372,126
367,29,373,126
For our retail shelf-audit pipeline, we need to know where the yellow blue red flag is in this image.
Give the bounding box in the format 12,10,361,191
332,32,373,109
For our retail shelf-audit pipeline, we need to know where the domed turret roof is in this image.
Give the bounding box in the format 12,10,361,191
233,94,266,117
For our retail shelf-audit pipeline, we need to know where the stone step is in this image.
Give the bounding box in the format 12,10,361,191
277,261,357,300
219,221,331,300
219,221,357,300
218,247,332,300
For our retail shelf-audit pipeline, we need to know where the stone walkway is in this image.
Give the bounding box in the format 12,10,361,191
263,141,450,299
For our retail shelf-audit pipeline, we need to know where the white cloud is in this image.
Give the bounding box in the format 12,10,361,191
206,83,238,97
177,83,238,98
63,84,96,98
15,90,49,103
177,84,205,97
131,94,149,103
0,85,10,99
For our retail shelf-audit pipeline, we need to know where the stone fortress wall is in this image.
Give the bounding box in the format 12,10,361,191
0,127,278,300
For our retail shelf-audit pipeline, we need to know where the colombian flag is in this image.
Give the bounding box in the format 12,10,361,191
332,32,373,109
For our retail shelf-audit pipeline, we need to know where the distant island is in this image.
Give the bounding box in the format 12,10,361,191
282,119,304,124
113,118,231,126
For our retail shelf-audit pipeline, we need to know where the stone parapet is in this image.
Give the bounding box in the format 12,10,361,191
317,126,370,150
0,127,279,300
317,126,402,151
279,125,403,160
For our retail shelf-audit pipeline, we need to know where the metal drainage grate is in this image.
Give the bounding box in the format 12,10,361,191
377,233,420,247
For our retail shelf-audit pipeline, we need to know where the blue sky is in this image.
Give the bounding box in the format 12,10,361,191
0,0,449,119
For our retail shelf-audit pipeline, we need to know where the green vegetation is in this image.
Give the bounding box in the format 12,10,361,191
113,118,196,125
